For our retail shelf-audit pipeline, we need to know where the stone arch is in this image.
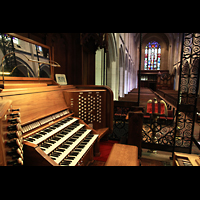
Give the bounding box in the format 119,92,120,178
107,33,117,62
142,33,170,70
119,44,124,97
15,57,35,77
106,33,118,100
40,64,51,78
124,52,128,94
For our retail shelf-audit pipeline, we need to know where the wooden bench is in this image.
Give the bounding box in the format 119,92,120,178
105,143,140,166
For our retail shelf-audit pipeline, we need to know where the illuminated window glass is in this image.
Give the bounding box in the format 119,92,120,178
144,41,161,70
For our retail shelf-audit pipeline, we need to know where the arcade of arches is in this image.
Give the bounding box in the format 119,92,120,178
95,33,184,100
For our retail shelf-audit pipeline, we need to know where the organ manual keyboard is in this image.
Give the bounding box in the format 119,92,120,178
0,84,113,166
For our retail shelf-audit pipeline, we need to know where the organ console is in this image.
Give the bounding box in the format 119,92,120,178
0,84,113,166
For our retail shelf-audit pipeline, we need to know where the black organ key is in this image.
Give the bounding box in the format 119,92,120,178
78,130,85,133
81,142,88,145
83,139,90,142
60,144,70,149
68,138,76,142
77,144,85,149
62,129,70,133
48,126,57,130
56,133,66,137
87,134,94,138
63,118,71,121
69,152,79,156
60,160,72,166
65,141,73,145
44,128,53,133
38,131,47,135
57,121,65,125
25,137,35,142
56,148,66,152
61,119,68,122
51,151,62,157
46,127,54,131
47,140,56,144
40,143,52,148
53,124,60,128
64,130,71,134
76,133,83,136
25,138,35,142
31,134,43,139
74,148,82,152
72,135,79,139
51,136,61,141
66,156,75,160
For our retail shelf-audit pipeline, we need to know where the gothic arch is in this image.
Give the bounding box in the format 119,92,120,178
106,33,118,100
107,33,117,63
124,53,128,94
142,33,170,70
119,45,124,97
15,57,35,77
119,44,124,67
40,64,51,78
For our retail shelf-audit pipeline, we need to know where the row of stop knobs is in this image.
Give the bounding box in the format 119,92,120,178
3,108,23,166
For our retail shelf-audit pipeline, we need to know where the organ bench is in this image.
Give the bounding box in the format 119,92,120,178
0,84,113,166
105,143,139,166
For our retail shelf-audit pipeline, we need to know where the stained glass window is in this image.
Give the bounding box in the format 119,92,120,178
144,41,161,70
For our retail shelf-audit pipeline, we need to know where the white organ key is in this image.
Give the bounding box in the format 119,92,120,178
55,129,92,164
32,118,78,145
44,124,85,154
69,134,98,166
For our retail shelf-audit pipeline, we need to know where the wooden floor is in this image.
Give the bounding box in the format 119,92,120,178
89,139,173,166
89,159,168,166
89,151,172,166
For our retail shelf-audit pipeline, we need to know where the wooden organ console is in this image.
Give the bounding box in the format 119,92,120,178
0,84,113,166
